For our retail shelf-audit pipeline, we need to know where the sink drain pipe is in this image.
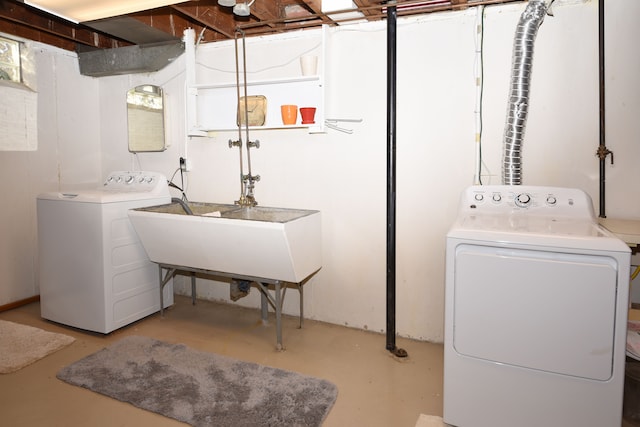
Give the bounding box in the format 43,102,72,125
386,1,407,358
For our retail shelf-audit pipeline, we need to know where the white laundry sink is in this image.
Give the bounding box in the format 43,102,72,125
128,202,322,283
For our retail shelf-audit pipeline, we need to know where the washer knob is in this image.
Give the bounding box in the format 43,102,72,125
474,193,484,202
492,193,502,203
125,175,135,184
546,196,557,206
515,193,531,207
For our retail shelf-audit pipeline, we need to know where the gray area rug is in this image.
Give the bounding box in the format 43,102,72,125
57,336,338,426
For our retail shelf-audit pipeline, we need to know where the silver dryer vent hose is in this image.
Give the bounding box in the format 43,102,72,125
502,0,548,185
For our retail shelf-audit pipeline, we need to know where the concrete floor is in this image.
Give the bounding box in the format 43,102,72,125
1,295,637,427
0,295,443,427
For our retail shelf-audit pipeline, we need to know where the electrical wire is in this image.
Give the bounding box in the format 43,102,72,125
473,5,485,185
168,167,189,201
196,41,322,76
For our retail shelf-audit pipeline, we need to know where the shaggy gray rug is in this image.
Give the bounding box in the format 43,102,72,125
57,336,337,426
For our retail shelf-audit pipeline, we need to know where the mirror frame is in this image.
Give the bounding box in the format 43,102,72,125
127,84,166,153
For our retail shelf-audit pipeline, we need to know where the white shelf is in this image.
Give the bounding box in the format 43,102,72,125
184,29,325,135
192,75,320,90
189,123,324,136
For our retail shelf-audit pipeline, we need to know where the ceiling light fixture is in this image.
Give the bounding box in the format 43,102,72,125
23,0,190,23
321,0,366,24
232,0,255,17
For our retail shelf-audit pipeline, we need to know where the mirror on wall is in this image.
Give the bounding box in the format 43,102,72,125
127,85,166,152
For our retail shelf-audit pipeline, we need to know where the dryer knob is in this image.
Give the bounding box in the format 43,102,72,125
546,196,557,206
125,175,135,184
474,193,484,202
492,193,502,203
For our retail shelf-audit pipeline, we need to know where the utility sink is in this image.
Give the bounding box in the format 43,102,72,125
128,202,322,283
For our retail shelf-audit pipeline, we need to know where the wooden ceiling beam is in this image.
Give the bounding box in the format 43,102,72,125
292,0,336,26
353,0,379,19
0,0,526,52
451,0,469,10
0,0,126,49
170,3,237,39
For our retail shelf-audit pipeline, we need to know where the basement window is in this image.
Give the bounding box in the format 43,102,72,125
0,36,21,83
0,35,37,151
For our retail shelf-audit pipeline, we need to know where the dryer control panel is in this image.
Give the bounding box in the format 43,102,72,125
462,185,595,220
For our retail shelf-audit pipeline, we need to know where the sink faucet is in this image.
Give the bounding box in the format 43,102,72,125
237,173,260,207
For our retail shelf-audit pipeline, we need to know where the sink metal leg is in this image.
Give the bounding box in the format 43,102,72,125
274,281,282,350
159,265,164,315
260,288,268,324
298,283,304,329
151,263,312,350
159,265,176,316
256,281,284,350
191,272,196,305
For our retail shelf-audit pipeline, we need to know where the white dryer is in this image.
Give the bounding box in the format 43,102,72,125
37,171,173,333
444,185,630,427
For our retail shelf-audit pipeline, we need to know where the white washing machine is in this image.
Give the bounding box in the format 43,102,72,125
37,171,173,333
444,185,631,427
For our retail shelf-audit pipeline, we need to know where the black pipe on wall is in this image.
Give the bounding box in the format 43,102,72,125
597,0,611,218
386,2,407,358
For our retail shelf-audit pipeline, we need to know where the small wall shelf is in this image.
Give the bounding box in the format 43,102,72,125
184,29,325,136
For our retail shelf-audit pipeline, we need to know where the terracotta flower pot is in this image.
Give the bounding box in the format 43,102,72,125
300,107,316,125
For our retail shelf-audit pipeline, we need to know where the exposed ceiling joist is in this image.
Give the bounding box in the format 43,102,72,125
0,0,524,53
169,4,237,40
0,0,128,49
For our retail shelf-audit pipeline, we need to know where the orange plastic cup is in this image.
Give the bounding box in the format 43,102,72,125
281,105,298,125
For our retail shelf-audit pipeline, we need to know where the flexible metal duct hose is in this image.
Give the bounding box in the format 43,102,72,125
502,0,548,185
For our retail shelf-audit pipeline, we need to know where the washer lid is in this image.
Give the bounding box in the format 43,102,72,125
37,190,170,203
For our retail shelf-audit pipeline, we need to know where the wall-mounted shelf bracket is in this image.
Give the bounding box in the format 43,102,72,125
324,118,363,134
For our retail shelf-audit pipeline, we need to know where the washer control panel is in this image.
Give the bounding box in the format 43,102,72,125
462,185,595,220
103,171,168,194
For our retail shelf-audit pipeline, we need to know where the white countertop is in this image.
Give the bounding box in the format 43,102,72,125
599,218,640,246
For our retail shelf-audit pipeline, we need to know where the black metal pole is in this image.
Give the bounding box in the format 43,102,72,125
386,2,407,358
597,0,610,218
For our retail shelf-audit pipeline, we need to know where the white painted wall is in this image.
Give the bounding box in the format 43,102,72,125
0,41,101,305
2,0,639,343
